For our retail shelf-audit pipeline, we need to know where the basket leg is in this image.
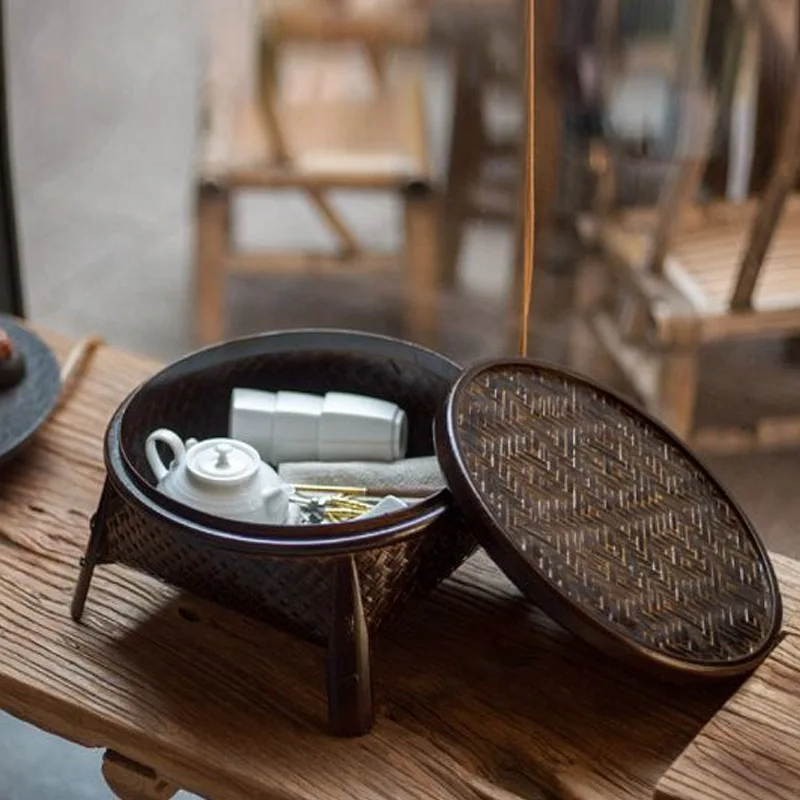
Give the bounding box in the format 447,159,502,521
326,556,373,736
70,488,110,622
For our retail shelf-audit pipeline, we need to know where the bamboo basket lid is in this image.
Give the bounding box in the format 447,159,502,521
436,359,782,678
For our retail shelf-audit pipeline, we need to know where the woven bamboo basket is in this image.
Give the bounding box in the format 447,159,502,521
71,329,477,735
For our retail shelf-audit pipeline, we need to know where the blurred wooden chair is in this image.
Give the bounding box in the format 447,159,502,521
585,0,748,213
573,1,800,451
439,0,523,287
195,0,439,345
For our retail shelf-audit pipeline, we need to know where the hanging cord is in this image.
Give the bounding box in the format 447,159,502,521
518,0,535,357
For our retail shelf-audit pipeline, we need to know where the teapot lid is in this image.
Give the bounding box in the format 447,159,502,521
186,438,260,487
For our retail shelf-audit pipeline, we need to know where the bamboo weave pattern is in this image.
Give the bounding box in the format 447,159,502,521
453,364,779,664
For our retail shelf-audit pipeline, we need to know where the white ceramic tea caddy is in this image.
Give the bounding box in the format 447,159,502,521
145,428,290,524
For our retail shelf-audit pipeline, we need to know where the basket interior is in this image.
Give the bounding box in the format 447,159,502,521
118,331,461,490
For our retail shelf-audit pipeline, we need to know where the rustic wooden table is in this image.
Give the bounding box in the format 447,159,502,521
1,330,800,799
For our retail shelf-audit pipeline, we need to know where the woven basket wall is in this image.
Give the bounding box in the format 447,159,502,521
99,479,471,644
95,331,478,644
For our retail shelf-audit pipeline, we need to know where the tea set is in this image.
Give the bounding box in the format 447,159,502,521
230,388,407,463
146,389,417,526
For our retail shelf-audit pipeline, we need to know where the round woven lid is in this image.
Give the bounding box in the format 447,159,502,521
435,359,782,678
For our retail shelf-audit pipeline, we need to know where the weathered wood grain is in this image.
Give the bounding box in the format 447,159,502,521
2,330,800,799
655,634,800,800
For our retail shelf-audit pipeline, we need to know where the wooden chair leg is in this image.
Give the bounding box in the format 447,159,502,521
657,345,699,442
101,750,178,800
195,181,230,345
505,217,525,352
568,257,610,376
404,183,441,348
783,335,800,366
442,48,484,288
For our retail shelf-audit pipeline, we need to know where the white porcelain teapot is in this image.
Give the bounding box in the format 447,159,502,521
145,429,290,524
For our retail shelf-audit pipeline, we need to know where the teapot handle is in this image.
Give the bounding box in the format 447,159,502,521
145,429,186,482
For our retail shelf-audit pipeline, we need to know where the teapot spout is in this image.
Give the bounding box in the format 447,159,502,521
262,485,290,524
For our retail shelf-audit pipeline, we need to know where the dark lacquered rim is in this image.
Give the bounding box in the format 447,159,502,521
108,329,458,556
436,357,783,678
0,315,60,467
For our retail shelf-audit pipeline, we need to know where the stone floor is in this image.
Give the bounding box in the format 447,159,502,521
3,1,800,798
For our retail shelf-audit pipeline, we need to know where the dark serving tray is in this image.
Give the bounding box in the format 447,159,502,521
0,315,60,467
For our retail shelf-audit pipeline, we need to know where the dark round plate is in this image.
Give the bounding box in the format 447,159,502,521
0,315,60,467
436,359,782,679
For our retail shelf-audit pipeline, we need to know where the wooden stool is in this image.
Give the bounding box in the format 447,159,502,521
194,0,440,346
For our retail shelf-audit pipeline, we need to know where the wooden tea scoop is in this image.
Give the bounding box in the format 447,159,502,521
57,335,104,409
290,483,433,499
